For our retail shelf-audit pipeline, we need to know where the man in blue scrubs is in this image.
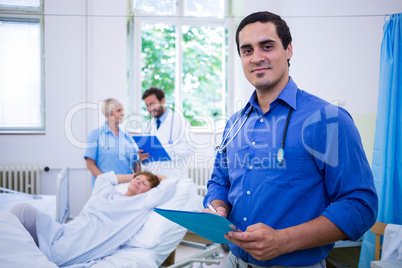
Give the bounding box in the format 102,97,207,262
203,11,378,267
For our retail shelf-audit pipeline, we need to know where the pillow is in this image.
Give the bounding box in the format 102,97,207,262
0,211,58,267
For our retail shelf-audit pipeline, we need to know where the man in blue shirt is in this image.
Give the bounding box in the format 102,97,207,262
203,11,378,267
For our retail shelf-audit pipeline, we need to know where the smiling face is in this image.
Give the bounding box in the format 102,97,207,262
238,22,293,93
109,103,124,124
126,174,152,196
105,102,124,126
143,94,166,118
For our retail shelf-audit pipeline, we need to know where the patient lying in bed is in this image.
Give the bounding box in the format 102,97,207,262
10,171,178,267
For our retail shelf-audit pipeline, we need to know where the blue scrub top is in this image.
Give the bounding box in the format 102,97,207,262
84,122,138,186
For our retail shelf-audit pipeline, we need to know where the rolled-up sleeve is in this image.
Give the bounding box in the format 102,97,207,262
312,107,378,240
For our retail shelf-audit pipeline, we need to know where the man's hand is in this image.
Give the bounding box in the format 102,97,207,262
201,199,229,218
138,150,150,162
224,216,347,261
202,206,228,218
225,223,287,261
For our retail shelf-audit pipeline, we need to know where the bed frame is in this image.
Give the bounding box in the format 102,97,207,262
166,242,222,268
160,169,225,268
56,167,70,223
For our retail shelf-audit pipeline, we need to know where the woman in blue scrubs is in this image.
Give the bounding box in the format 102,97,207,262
84,98,139,186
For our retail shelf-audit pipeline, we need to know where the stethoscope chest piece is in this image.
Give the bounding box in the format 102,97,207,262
277,147,285,163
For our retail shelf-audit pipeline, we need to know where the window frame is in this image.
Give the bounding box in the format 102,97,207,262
127,0,233,133
0,1,45,134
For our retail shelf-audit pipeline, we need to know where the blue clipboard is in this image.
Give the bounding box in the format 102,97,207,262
154,208,236,244
133,136,171,163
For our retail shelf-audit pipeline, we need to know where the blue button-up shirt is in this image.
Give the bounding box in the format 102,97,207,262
204,77,377,266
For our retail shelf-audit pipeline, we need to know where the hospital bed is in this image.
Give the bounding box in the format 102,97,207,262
0,166,70,222
0,168,223,268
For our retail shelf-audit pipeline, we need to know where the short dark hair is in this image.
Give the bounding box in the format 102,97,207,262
235,11,292,55
142,87,165,102
134,171,160,188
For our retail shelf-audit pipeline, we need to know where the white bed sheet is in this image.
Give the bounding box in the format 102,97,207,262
0,211,58,268
0,194,56,219
0,178,202,268
91,177,203,267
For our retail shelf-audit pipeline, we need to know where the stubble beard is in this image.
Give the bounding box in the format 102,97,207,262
253,72,274,92
153,106,165,118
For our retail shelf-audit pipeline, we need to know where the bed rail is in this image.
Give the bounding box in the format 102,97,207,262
165,243,222,268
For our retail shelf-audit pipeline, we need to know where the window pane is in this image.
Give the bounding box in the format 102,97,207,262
134,0,175,16
184,0,225,18
0,19,42,129
0,0,40,8
141,23,176,116
182,25,224,126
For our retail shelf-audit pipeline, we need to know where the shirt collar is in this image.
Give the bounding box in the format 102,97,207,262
156,108,169,124
102,121,112,133
102,121,128,138
248,76,298,112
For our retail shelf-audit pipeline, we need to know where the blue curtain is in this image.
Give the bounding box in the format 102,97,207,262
359,13,402,267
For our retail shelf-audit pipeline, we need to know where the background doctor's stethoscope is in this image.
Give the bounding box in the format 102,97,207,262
144,108,175,145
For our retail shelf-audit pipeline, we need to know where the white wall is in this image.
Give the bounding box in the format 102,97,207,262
232,0,401,111
0,0,129,216
0,0,400,216
232,0,401,165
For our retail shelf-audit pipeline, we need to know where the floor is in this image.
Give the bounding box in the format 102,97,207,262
174,232,229,267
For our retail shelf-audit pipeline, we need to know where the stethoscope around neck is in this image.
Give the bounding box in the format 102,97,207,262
217,101,295,164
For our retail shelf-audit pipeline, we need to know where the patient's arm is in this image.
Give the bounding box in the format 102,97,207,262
116,174,135,184
155,174,168,181
86,158,103,178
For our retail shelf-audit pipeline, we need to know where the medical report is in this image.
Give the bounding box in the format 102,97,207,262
154,208,235,244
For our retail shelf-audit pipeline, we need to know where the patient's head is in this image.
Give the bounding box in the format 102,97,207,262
125,171,160,196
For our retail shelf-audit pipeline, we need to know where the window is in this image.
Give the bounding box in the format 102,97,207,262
0,0,44,133
128,0,230,131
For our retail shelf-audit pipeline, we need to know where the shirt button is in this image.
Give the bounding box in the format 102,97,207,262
243,217,247,221
249,166,253,169
247,191,251,194
251,141,255,145
260,119,264,122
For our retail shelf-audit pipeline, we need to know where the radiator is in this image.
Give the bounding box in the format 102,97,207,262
0,165,41,194
188,167,212,197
